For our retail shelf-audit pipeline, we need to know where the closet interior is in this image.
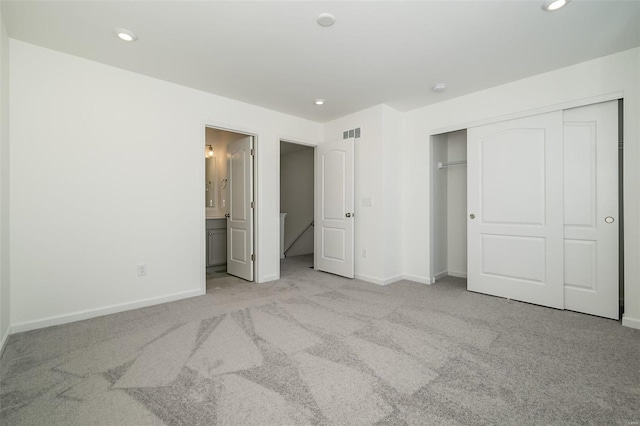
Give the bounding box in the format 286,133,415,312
430,129,467,283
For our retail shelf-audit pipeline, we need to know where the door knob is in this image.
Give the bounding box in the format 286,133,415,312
605,216,615,224
469,214,475,219
345,213,352,218
225,213,230,218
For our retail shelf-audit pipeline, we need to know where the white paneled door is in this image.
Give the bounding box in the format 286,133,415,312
227,136,254,281
467,112,565,309
315,138,355,278
563,101,619,319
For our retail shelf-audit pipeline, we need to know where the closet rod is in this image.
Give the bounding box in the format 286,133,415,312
438,160,467,169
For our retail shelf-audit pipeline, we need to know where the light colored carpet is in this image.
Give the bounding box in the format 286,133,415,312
1,254,639,425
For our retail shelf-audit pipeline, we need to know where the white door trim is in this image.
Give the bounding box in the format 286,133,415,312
431,92,623,136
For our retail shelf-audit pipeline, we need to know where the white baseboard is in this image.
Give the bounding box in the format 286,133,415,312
355,273,386,286
355,273,404,286
448,270,468,278
11,289,205,334
259,274,279,284
622,315,640,330
382,275,404,285
0,325,11,359
433,271,448,282
402,274,433,285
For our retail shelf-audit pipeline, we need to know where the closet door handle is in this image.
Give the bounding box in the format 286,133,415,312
225,213,230,218
605,216,615,224
469,214,476,219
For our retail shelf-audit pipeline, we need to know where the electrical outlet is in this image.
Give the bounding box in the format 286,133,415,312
137,264,148,276
362,249,367,258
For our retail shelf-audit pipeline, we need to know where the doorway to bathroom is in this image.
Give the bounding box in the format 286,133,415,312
204,126,256,286
280,140,315,275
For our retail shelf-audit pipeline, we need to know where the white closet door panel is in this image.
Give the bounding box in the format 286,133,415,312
481,235,546,283
564,122,597,228
481,129,546,225
563,101,618,319
468,111,564,309
564,240,597,290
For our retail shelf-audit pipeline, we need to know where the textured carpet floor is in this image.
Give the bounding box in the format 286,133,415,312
1,254,639,425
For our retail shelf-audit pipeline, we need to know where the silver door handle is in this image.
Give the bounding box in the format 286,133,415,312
469,214,475,219
345,213,352,218
605,216,615,224
225,213,230,218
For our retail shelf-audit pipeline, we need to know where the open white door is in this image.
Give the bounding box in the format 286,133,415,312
315,138,355,278
467,112,564,308
563,101,619,319
227,136,254,281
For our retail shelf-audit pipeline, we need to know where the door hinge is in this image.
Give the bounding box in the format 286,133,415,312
250,148,255,156
251,201,255,209
251,254,255,261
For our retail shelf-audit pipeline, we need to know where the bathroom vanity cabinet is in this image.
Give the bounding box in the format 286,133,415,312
206,218,227,269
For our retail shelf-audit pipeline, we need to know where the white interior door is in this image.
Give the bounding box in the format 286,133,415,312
563,101,619,319
315,138,355,278
467,111,564,308
227,136,253,281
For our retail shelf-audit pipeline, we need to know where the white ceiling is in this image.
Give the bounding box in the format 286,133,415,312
3,1,639,123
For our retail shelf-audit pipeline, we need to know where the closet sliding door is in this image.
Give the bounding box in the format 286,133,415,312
467,112,565,309
466,101,619,318
563,101,619,319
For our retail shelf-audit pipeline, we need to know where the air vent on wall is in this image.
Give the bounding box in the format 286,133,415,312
342,127,361,140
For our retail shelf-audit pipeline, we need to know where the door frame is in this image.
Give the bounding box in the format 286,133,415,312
427,93,625,317
201,123,258,292
277,137,318,281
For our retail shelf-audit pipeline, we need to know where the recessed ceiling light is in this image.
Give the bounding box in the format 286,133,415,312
542,0,570,12
114,28,138,42
314,99,325,105
432,83,447,92
317,13,336,27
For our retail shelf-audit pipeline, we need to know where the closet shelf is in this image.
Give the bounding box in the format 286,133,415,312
438,160,467,169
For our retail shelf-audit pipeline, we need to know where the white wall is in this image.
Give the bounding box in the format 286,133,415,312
403,47,640,329
280,146,314,256
322,105,404,285
0,9,11,351
446,130,467,277
10,40,322,331
381,105,404,282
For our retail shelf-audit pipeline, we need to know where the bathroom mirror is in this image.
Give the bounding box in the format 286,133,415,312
205,155,218,208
